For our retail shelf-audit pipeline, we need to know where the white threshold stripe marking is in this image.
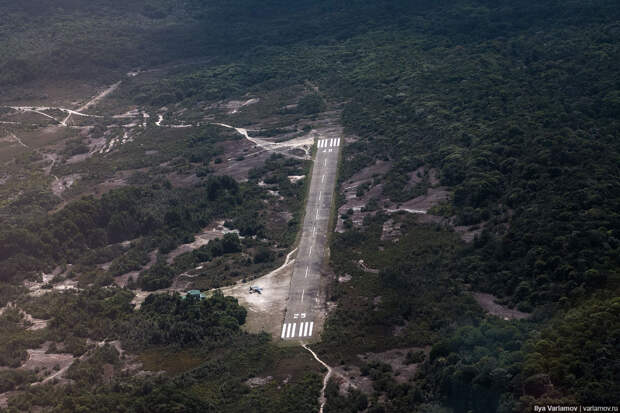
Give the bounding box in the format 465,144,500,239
291,323,297,337
331,138,335,147
286,323,292,338
281,324,287,339
336,138,340,146
308,322,314,336
303,322,309,337
301,289,304,302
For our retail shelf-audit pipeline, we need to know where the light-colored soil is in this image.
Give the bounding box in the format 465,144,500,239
115,250,157,288
454,224,485,243
381,218,402,242
217,248,297,338
166,221,241,264
336,160,392,232
245,375,273,388
472,292,530,320
392,187,450,212
24,266,79,297
51,174,80,197
21,342,75,385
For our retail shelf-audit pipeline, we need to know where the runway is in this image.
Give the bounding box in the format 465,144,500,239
280,136,341,340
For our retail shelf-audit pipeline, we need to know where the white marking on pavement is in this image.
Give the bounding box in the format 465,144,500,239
303,322,309,337
291,323,297,337
281,324,287,339
330,138,335,147
309,246,312,256
305,266,309,278
322,175,325,183
336,138,340,146
324,159,327,166
308,322,314,337
286,323,292,338
301,289,305,302
319,191,322,201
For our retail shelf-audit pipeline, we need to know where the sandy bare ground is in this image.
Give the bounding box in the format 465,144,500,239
21,342,75,385
166,221,241,264
51,173,80,197
472,292,530,320
224,98,260,114
24,266,79,297
130,248,298,334
217,248,297,337
115,250,158,288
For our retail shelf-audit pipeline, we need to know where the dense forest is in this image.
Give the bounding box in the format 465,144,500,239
0,0,618,412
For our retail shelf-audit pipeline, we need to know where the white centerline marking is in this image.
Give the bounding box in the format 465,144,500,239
324,159,327,166
322,175,325,183
319,191,322,201
308,246,312,256
305,266,309,278
301,289,305,302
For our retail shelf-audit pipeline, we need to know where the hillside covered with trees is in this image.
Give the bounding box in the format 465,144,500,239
0,0,618,412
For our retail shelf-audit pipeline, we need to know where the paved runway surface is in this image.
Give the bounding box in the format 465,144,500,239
281,135,341,340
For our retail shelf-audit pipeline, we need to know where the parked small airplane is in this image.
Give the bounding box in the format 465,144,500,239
249,286,263,294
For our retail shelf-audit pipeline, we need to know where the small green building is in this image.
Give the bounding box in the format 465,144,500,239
185,290,206,300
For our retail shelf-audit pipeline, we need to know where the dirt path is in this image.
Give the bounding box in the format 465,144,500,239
213,123,312,160
62,81,121,125
303,344,332,413
8,133,29,148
